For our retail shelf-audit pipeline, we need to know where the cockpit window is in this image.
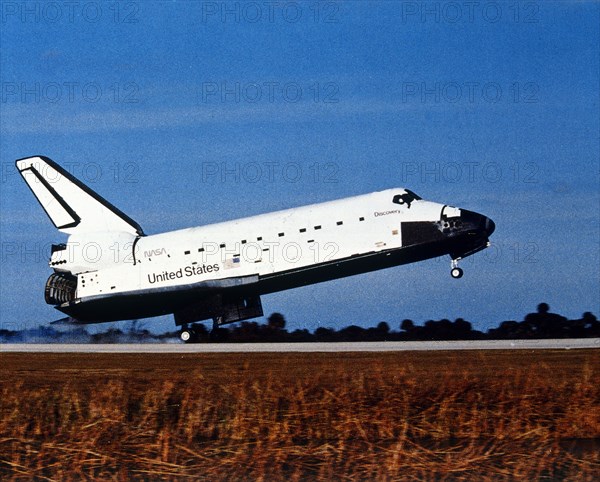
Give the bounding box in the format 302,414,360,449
405,189,422,200
392,189,421,208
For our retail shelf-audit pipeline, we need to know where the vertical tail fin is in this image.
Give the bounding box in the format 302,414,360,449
16,156,144,236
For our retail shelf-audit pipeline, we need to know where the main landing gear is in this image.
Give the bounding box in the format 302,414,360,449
180,324,208,343
450,258,463,279
180,318,224,343
180,325,196,343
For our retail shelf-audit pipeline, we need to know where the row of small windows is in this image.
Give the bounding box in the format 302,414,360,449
183,216,366,255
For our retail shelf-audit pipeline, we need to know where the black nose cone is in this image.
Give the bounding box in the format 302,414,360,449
460,210,495,237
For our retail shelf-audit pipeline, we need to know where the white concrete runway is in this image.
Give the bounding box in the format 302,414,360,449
1,339,599,353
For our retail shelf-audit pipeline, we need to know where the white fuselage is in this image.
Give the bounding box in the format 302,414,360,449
18,155,494,327
54,189,454,300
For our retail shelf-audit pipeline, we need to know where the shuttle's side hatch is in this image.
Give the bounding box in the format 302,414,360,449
45,272,77,305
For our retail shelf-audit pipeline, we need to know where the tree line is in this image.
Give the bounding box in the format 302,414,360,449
0,303,598,343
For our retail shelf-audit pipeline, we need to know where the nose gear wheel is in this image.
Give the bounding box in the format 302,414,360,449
450,258,463,279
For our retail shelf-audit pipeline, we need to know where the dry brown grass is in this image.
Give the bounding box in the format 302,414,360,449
0,350,599,480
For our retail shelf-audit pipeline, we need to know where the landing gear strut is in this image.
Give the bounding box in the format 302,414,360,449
450,258,463,279
210,316,225,341
181,324,207,343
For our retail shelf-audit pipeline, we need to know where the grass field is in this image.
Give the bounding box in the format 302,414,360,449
0,350,599,480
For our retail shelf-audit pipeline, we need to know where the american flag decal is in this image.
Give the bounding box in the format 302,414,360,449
224,257,241,269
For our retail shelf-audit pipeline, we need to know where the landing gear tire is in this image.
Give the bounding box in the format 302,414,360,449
451,267,464,279
180,324,200,343
180,329,194,343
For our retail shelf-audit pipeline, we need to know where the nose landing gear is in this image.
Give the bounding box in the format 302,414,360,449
450,259,463,279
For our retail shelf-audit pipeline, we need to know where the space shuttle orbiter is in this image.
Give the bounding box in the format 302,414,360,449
16,155,495,342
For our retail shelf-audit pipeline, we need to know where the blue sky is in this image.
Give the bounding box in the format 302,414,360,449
1,1,598,334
